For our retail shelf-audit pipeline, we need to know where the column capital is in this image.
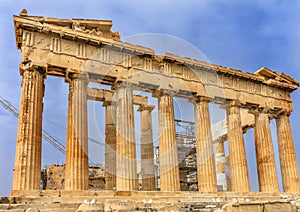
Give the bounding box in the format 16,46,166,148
219,99,241,110
20,62,47,78
66,71,89,84
192,95,210,104
103,100,117,107
152,89,176,98
248,106,273,116
137,104,155,112
226,99,241,108
112,80,136,91
74,72,89,81
275,109,292,118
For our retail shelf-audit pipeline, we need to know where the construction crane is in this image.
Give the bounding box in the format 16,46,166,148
0,96,66,154
0,96,104,156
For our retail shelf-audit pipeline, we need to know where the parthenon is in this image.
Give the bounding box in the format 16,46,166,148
9,9,300,211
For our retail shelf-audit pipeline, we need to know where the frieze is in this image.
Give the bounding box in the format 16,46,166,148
16,20,297,112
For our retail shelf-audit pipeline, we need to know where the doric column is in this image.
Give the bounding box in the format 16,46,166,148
194,97,217,192
115,83,137,191
276,111,300,192
226,101,250,192
138,105,156,190
65,74,89,190
104,100,117,190
156,91,180,191
254,108,279,192
214,140,226,191
12,65,45,191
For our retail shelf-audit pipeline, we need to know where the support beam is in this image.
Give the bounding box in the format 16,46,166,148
254,108,279,192
138,105,156,190
13,66,45,191
65,74,89,190
115,83,137,191
87,87,148,106
226,101,250,192
276,111,300,192
194,97,217,192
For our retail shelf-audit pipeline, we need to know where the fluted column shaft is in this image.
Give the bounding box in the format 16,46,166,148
254,110,279,192
276,112,300,192
104,101,117,189
65,74,89,190
139,105,156,190
115,84,137,191
157,93,180,191
194,97,217,192
226,102,250,192
13,67,45,191
215,141,226,191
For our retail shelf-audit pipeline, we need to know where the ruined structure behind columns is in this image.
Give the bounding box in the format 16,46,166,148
276,111,300,192
138,105,156,190
254,108,279,192
194,97,217,192
157,91,180,191
104,101,117,190
13,65,45,191
65,74,89,190
115,83,137,191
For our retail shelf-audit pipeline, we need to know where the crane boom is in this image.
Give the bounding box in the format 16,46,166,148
0,96,65,154
0,96,108,156
0,96,19,118
0,96,105,166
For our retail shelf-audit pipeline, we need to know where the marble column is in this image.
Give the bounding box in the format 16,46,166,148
214,140,226,191
104,101,117,190
138,105,156,190
157,91,180,191
194,97,217,192
13,66,45,191
226,101,250,192
254,108,279,192
115,83,137,191
65,74,89,190
276,111,300,192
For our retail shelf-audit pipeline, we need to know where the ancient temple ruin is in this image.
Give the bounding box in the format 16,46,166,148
9,9,300,211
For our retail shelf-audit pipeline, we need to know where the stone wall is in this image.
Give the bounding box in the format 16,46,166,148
45,164,65,190
42,164,105,190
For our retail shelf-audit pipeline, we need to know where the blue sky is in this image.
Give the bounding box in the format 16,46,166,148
0,0,299,196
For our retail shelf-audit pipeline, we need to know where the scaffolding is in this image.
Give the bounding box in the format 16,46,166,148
155,119,198,191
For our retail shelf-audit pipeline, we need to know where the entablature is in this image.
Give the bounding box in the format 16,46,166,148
14,12,298,112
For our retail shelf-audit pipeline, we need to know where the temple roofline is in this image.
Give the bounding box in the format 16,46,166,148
14,10,299,91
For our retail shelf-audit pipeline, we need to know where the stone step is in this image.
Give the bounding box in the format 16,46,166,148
6,191,300,211
0,203,79,212
1,199,299,212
